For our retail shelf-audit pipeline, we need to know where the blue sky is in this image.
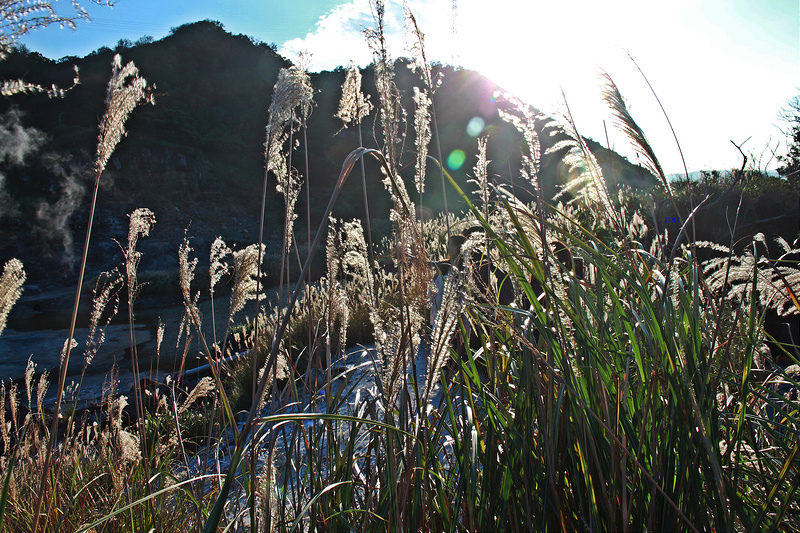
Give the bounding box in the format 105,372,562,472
17,0,800,176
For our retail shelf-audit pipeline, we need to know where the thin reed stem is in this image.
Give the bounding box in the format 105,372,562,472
30,165,100,533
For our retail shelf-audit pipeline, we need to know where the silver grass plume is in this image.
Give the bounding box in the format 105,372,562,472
122,207,153,436
769,244,800,317
330,219,373,351
403,2,433,90
24,357,34,411
175,310,190,350
209,237,231,349
60,338,77,364
546,100,615,218
373,214,429,406
178,233,201,329
265,64,313,275
424,265,467,407
370,308,404,406
600,71,671,194
0,258,25,337
325,218,350,357
156,320,164,359
0,1,98,52
209,237,231,297
179,377,216,415
498,94,541,194
278,168,303,252
229,243,265,319
412,86,431,194
757,237,799,316
341,219,374,302
267,62,314,130
366,0,406,172
336,61,372,129
394,213,431,311
699,234,800,316
96,55,152,175
122,208,155,301
468,134,491,221
265,63,314,183
37,58,151,499
85,270,122,365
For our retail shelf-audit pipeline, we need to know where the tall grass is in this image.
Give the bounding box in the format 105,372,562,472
0,7,799,532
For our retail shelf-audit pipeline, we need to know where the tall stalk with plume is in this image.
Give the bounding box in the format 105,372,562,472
257,61,313,357
31,53,151,533
336,61,376,273
404,2,450,235
366,0,406,179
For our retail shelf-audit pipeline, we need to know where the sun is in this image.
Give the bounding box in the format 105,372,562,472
448,0,612,115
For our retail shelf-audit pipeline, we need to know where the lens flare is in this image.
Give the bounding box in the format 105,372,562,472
466,116,485,137
447,149,466,170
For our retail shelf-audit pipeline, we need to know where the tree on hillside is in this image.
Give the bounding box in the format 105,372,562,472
778,95,800,186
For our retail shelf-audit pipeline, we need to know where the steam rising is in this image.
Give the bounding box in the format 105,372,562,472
35,156,90,270
0,109,45,218
0,109,44,165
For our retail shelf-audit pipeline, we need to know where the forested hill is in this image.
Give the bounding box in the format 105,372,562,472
0,20,655,294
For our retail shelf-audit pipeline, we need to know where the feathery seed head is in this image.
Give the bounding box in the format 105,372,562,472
0,258,25,337
366,0,406,172
60,338,77,364
24,357,34,410
277,168,302,248
263,62,313,204
96,55,152,175
124,208,155,291
370,309,403,405
230,243,265,318
600,70,670,194
547,109,614,218
404,3,432,89
209,237,231,295
268,64,314,130
412,86,431,194
178,234,197,304
498,95,542,194
86,270,123,365
468,134,492,220
36,371,48,414
178,233,203,332
336,62,372,128
156,320,165,358
179,377,215,414
426,265,467,404
116,429,141,463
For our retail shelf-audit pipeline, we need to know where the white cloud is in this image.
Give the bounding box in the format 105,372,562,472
279,0,451,72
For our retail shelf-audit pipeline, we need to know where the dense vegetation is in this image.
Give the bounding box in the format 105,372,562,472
0,4,799,533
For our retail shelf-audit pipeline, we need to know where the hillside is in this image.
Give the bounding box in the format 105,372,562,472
0,20,656,301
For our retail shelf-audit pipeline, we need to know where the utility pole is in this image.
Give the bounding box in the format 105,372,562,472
451,0,459,65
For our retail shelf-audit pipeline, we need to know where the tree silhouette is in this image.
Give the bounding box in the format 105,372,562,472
778,95,800,186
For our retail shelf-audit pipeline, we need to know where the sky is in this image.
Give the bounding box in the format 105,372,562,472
16,0,800,176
